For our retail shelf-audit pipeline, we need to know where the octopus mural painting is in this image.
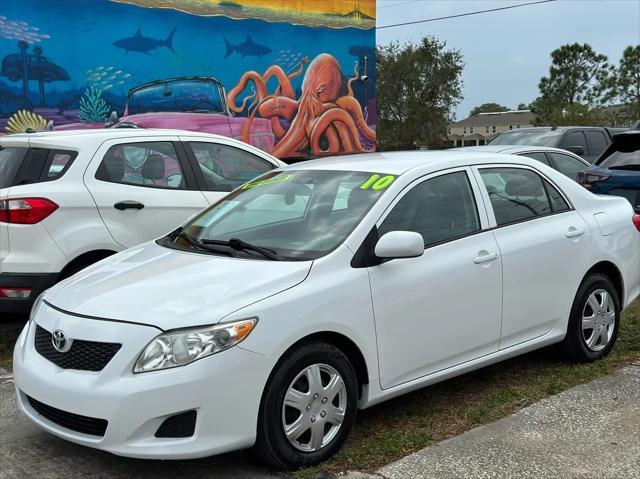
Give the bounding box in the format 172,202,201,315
0,0,376,160
228,53,376,157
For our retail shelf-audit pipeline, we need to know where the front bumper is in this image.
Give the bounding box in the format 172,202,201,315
13,302,276,459
0,273,58,314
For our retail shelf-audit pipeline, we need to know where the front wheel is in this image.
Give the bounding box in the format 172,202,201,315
255,342,358,469
561,273,620,362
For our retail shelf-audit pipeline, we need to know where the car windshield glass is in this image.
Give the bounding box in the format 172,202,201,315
599,150,640,169
127,80,224,114
490,130,564,146
0,147,28,189
170,170,396,260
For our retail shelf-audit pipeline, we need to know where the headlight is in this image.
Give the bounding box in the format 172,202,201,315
29,292,46,323
133,318,257,373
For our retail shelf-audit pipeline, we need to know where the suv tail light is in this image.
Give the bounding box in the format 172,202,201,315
0,198,58,224
576,171,610,190
633,214,640,232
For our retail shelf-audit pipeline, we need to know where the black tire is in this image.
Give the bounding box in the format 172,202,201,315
561,273,620,363
255,342,358,469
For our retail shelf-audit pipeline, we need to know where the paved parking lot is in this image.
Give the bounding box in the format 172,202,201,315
0,374,281,479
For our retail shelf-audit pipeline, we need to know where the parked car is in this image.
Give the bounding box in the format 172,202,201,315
464,145,590,181
54,77,276,151
577,130,640,213
14,151,640,468
0,129,284,314
489,126,624,163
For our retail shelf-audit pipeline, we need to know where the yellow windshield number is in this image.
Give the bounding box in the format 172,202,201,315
360,174,396,191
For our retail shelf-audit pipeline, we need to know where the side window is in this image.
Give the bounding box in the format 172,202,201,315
480,168,552,226
96,142,185,189
45,150,77,179
189,142,274,192
561,131,589,155
379,171,480,247
548,152,588,180
517,152,550,165
586,131,608,157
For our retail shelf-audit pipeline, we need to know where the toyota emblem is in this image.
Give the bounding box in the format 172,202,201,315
51,329,72,353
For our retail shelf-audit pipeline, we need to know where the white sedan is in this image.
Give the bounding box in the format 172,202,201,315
13,151,640,469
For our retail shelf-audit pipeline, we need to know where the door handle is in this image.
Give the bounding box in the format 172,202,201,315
566,227,585,238
473,252,499,264
114,201,145,211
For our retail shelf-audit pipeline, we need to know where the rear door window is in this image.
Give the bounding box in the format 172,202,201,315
0,147,28,189
96,142,187,189
561,131,589,155
479,168,553,226
586,131,609,157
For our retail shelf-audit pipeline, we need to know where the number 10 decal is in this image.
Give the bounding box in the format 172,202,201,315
360,174,396,191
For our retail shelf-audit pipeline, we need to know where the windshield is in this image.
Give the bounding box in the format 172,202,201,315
599,150,640,169
169,170,396,260
490,129,563,146
0,147,28,189
127,79,224,114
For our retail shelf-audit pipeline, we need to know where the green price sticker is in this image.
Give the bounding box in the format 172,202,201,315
241,174,294,190
360,174,396,191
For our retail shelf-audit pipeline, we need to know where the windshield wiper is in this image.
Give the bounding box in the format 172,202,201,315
202,237,281,261
172,230,236,257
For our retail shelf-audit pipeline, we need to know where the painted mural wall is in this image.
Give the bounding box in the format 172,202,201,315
0,0,376,158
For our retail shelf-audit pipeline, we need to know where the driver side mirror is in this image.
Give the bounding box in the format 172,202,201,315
374,231,424,260
565,145,585,156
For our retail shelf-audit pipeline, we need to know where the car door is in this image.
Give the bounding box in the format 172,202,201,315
585,130,609,159
180,137,279,204
84,137,209,248
368,168,503,389
473,165,591,349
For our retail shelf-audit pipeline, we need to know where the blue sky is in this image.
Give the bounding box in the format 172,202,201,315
377,0,640,119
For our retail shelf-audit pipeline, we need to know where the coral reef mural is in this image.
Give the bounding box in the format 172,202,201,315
0,0,376,159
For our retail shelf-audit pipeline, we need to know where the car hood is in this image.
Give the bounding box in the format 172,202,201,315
44,242,312,330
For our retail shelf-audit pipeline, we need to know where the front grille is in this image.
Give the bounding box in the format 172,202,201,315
34,324,121,372
27,395,108,437
155,410,197,438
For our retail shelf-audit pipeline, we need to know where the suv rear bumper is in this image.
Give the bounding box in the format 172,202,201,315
0,273,58,314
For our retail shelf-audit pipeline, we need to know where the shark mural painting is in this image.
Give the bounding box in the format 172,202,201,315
0,0,376,159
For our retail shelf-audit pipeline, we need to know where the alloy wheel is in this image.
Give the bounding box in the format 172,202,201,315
581,289,616,352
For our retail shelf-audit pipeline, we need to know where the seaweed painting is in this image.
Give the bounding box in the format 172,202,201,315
78,86,110,122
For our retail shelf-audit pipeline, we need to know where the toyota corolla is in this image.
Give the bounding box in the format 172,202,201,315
13,151,640,469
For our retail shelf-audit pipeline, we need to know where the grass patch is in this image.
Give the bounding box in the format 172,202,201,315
297,299,640,478
0,322,22,370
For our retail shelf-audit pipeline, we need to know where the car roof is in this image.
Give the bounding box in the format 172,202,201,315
282,150,538,176
463,145,578,155
2,128,229,142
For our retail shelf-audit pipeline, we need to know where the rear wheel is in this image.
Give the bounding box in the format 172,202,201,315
561,273,620,362
255,342,358,469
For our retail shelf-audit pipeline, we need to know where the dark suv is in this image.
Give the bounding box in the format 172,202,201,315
577,130,640,213
490,127,624,163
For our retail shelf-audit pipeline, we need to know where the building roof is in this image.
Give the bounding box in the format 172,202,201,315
452,110,536,127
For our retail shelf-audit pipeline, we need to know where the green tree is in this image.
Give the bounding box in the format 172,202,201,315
614,45,640,120
539,43,614,107
517,103,529,110
469,102,509,117
377,37,464,150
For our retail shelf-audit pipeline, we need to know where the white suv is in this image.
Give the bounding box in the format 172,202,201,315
0,129,284,314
